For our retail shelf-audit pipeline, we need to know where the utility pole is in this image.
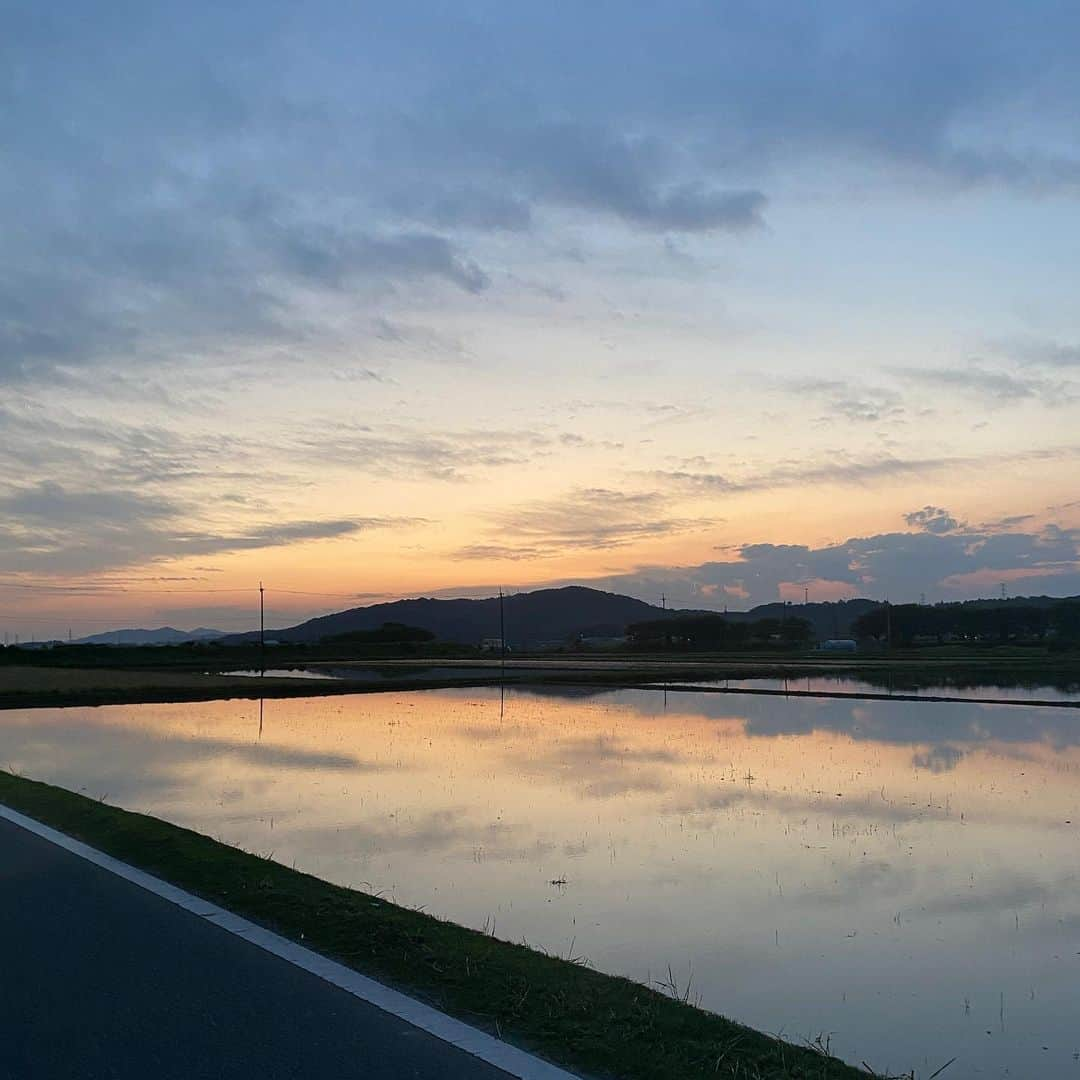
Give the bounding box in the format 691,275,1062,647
804,585,809,606
498,587,506,679
259,581,265,675
885,599,892,649
661,593,666,610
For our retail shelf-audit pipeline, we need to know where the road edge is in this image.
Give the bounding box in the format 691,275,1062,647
0,801,581,1080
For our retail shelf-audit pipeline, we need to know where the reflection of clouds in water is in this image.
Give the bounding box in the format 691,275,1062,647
457,722,542,742
503,733,687,800
912,745,964,773
571,734,687,765
0,717,371,805
582,775,667,799
512,732,689,767
515,686,1080,753
917,871,1063,916
743,696,1080,750
288,811,552,863
798,860,915,906
665,784,953,827
742,696,1080,757
772,862,1080,918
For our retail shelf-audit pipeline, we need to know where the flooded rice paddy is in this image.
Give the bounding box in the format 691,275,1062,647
218,665,1080,705
680,675,1080,703
4,686,1080,1077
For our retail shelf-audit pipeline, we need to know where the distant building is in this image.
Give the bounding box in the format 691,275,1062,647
480,637,507,652
577,635,628,649
820,638,857,652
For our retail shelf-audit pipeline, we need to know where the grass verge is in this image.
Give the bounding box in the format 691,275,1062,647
0,770,876,1080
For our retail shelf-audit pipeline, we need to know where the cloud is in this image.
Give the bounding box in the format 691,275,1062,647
10,0,1080,390
893,363,1071,405
288,424,548,482
458,488,715,560
0,480,402,574
552,513,1080,608
495,123,768,231
454,544,548,562
390,188,535,232
650,444,1080,500
785,378,906,424
904,506,961,534
651,454,971,496
987,336,1080,369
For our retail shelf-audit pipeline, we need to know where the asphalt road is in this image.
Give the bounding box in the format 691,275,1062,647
0,816,512,1080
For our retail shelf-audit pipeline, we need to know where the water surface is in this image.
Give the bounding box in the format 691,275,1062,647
681,675,1080,703
4,687,1080,1078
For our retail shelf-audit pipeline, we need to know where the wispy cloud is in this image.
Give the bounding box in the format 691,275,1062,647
785,378,907,424
455,488,715,560
986,336,1080,369
0,479,404,574
649,445,1080,497
893,363,1072,405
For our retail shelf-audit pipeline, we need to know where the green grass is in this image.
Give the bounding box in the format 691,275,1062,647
0,770,880,1080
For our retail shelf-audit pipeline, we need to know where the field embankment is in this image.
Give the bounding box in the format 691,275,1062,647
0,771,872,1080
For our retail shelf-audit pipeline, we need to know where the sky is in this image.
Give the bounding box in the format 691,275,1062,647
3,1,1080,637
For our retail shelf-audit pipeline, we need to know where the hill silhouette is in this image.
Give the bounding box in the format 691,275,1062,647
73,626,225,646
225,586,662,647
721,599,878,640
223,587,881,647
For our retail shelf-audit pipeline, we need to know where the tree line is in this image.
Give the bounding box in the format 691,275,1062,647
627,614,814,651
852,600,1080,647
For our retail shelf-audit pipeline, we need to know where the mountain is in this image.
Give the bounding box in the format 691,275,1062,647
225,586,666,647
72,627,226,646
943,593,1080,610
721,599,880,640
84,590,1080,650
223,586,883,647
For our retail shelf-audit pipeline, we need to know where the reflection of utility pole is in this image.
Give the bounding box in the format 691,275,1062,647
259,581,265,675
885,599,892,649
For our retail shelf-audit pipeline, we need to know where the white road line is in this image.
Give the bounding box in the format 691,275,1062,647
0,802,582,1080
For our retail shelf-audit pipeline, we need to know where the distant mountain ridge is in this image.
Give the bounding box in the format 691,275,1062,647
225,586,662,647
72,626,226,646
83,589,1080,650
222,587,880,646
719,599,879,640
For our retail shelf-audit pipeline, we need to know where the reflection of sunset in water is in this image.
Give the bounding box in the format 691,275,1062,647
4,687,1080,1077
